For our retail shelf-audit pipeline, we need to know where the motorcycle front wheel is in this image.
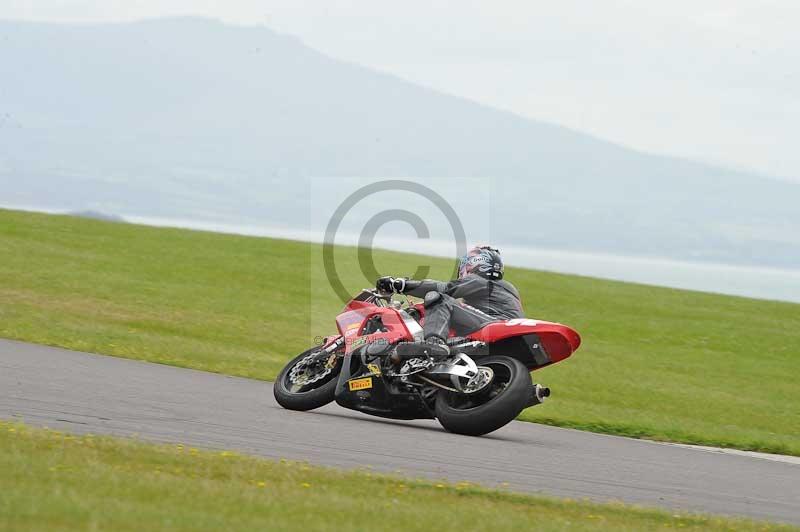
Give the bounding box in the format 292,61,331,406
273,347,342,411
435,356,531,436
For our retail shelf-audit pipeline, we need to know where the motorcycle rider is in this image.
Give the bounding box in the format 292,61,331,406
376,245,524,359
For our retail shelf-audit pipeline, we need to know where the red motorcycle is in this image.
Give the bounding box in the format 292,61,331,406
274,289,581,435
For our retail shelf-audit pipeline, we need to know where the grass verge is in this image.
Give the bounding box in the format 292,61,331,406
1,208,799,454
0,420,793,532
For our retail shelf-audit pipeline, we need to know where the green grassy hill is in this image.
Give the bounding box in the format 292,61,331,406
1,208,798,454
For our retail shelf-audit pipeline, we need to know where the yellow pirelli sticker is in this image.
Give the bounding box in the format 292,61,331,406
348,377,373,391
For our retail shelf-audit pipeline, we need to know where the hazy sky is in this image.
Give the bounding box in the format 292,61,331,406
3,1,799,180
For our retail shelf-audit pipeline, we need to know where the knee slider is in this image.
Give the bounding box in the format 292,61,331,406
423,291,442,307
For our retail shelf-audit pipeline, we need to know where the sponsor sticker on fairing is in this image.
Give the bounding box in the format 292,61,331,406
348,377,373,391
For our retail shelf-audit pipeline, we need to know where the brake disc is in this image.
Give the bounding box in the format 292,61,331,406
288,352,334,386
460,366,494,394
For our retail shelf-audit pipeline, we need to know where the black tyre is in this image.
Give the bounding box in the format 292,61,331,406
273,347,341,411
435,356,531,436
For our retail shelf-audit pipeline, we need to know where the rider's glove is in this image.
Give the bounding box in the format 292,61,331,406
393,278,407,293
376,276,407,294
376,276,396,294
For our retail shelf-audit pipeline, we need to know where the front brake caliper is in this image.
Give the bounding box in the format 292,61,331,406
325,353,337,369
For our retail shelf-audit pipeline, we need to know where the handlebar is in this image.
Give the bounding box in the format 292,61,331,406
355,288,414,310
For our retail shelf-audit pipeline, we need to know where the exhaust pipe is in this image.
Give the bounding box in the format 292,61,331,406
527,384,550,407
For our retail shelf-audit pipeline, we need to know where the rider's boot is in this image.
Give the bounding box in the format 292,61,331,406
391,336,450,364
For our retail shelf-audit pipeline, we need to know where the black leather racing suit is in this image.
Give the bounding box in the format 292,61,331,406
398,274,525,341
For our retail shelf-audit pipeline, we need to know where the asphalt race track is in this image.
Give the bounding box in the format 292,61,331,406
1,339,798,524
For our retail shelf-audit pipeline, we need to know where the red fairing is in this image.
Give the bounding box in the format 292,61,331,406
336,303,417,354
335,298,581,364
468,319,581,363
412,303,580,363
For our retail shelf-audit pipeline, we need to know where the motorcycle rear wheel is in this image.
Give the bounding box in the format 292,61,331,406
435,356,531,436
273,347,341,411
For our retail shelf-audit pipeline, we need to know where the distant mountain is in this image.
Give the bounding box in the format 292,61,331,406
0,17,798,267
